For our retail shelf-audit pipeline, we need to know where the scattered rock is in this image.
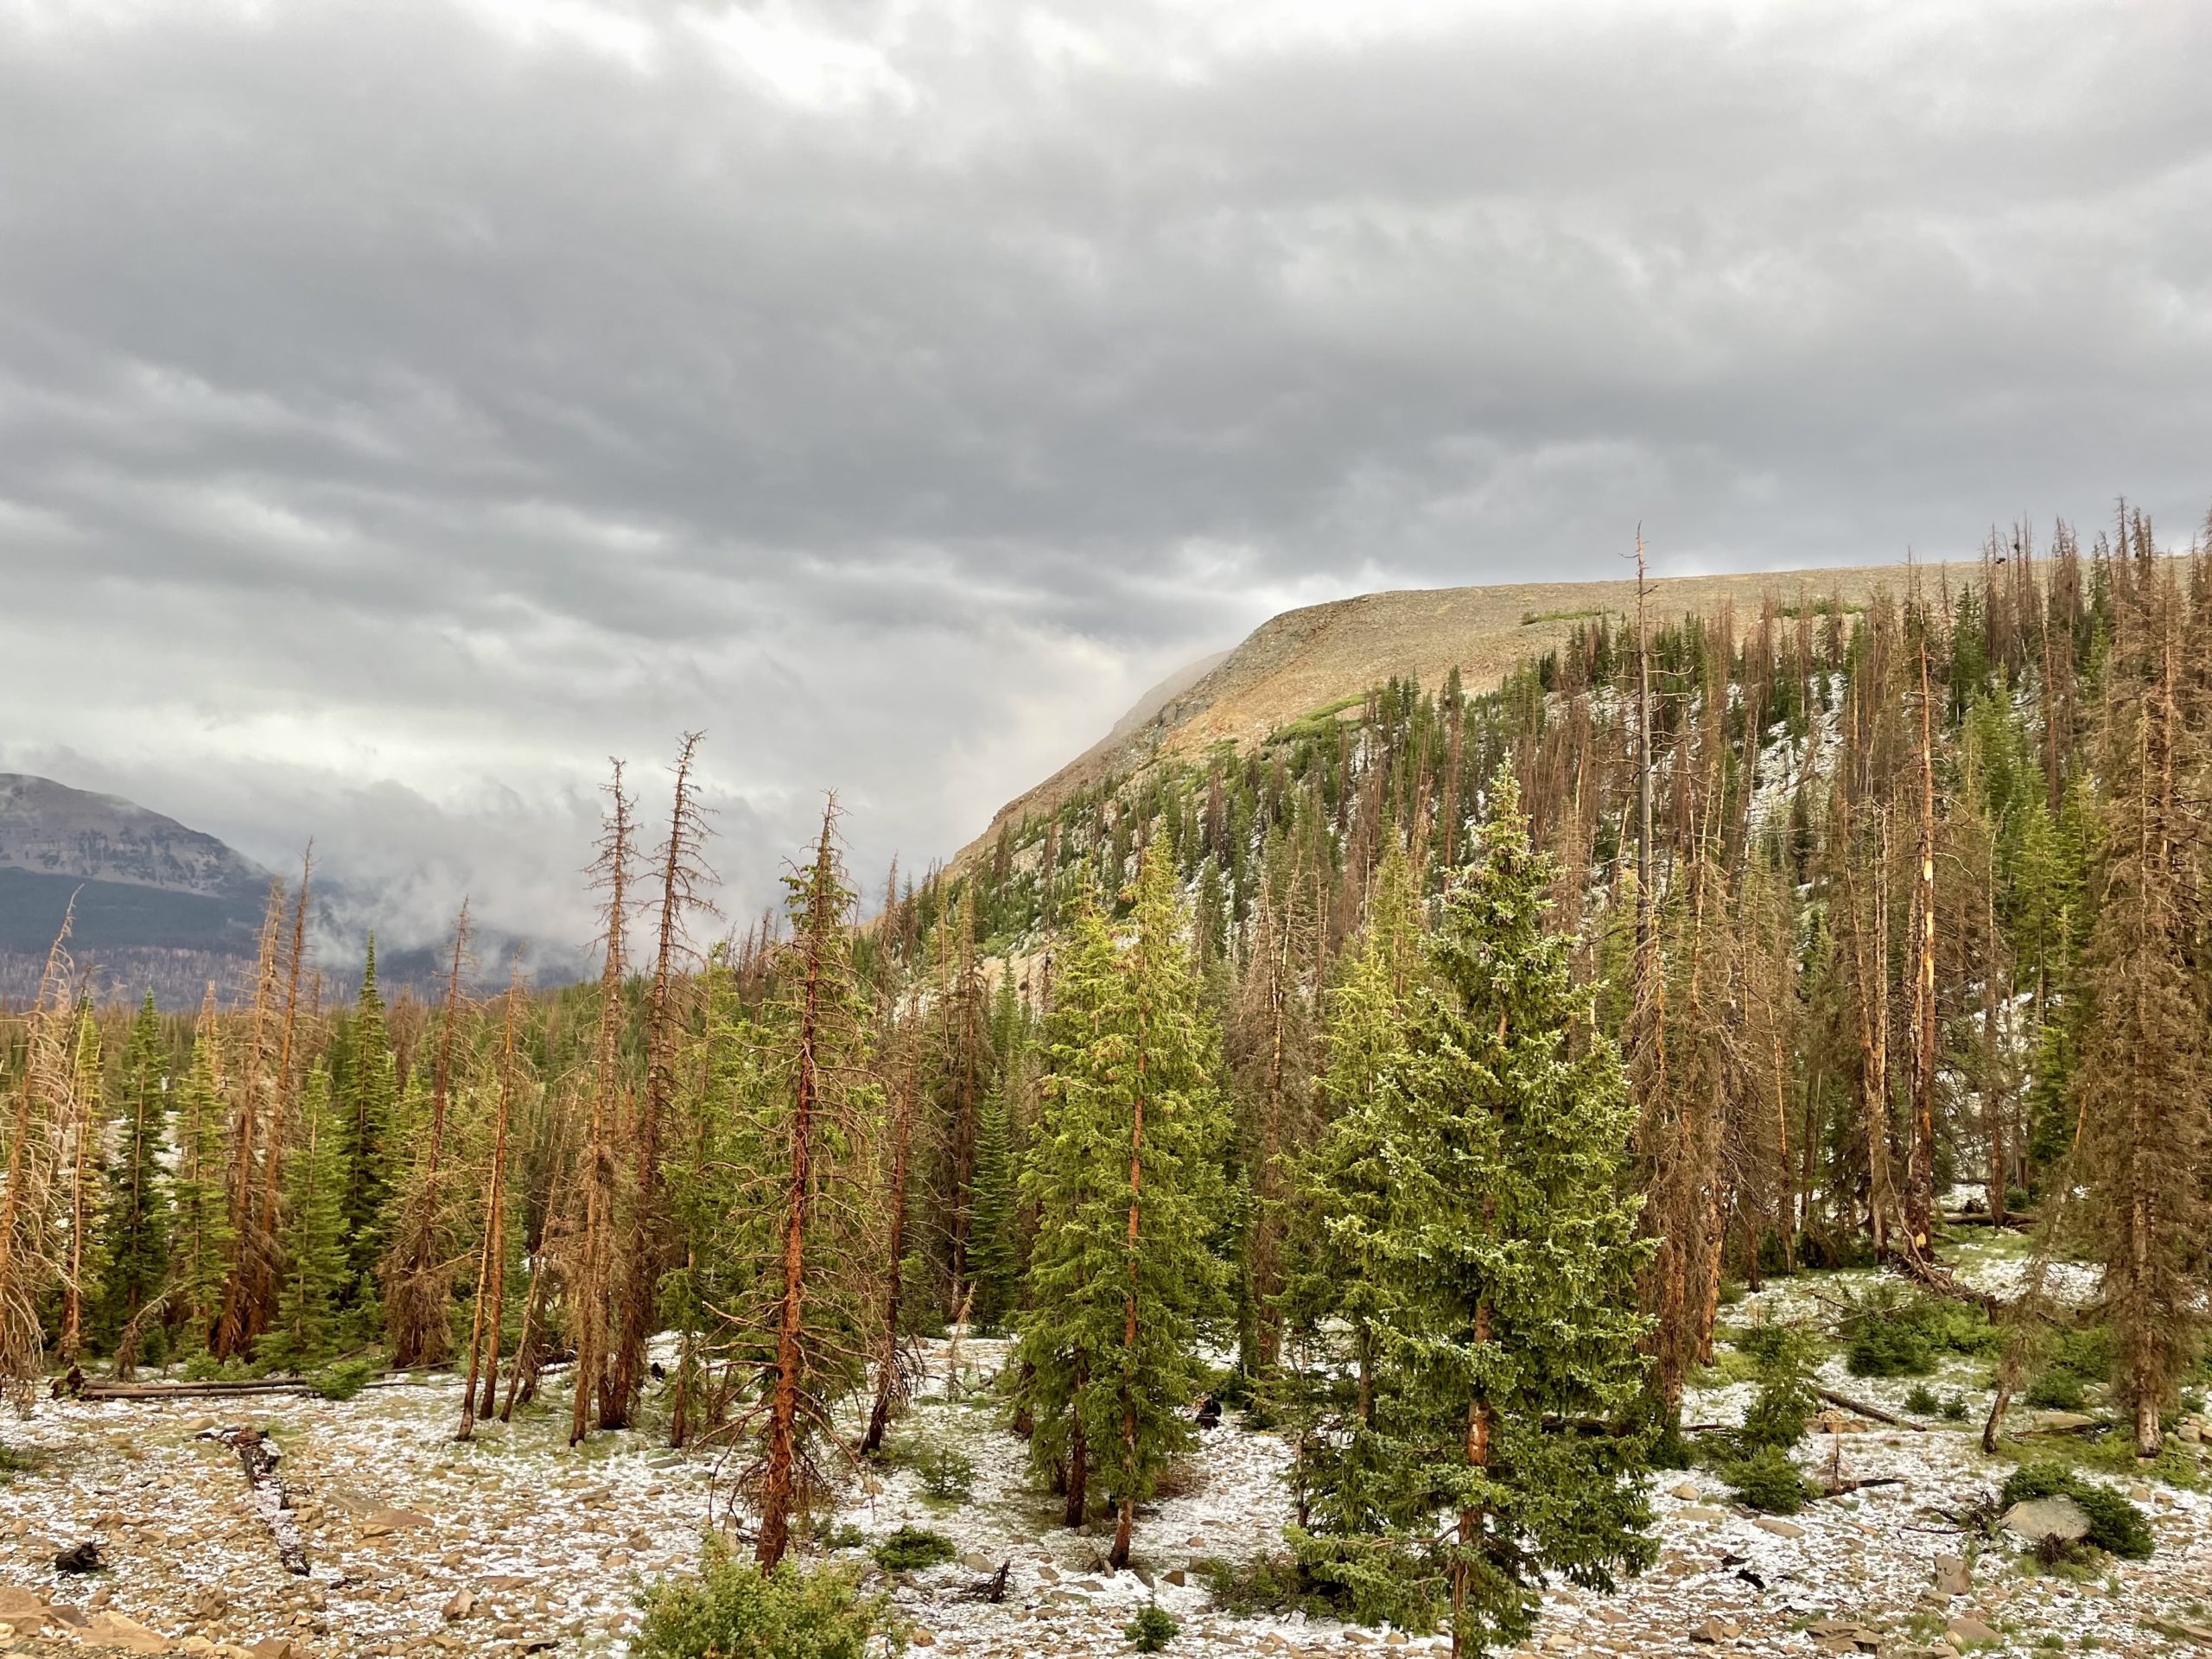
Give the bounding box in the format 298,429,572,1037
54,1540,105,1573
0,1589,47,1622
1754,1517,1805,1539
910,1630,936,1649
1945,1617,2000,1647
2001,1495,2091,1543
1669,1482,1702,1501
1932,1554,1970,1598
1690,1616,1742,1643
1163,1569,1187,1587
359,1507,435,1537
444,1589,477,1620
84,1611,172,1653
1679,1505,1726,1522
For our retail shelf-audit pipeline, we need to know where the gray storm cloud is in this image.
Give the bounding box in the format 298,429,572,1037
2,0,2207,954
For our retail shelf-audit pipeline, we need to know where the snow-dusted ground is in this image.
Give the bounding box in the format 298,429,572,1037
4,1250,2209,1659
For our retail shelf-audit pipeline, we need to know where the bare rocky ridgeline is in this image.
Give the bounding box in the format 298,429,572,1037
1,1254,2204,1659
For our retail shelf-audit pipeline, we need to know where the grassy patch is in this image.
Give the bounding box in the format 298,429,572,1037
1522,607,1613,626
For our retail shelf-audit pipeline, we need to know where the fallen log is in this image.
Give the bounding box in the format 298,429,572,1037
1816,1388,1924,1431
82,1379,315,1402
78,1373,416,1402
197,1426,309,1575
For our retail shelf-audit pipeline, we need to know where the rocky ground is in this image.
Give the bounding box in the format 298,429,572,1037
2,1240,2206,1659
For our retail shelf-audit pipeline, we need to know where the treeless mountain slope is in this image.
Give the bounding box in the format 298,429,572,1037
961,559,1974,863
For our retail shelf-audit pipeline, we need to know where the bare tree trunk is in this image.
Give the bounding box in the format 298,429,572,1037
611,735,711,1427
570,765,633,1445
861,1054,916,1456
755,807,838,1569
387,904,471,1370
1905,613,1940,1259
460,957,523,1440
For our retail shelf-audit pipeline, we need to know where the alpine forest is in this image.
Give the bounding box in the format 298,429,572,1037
5,514,2211,1659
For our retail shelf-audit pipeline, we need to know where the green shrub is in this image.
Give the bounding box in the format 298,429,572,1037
1999,1465,2153,1561
1721,1446,1810,1515
633,1538,899,1659
912,1445,975,1503
0,1444,48,1484
2026,1327,2114,1411
309,1357,378,1402
1841,1288,2002,1378
1942,1395,1971,1422
871,1526,957,1573
817,1522,868,1552
2025,1370,2086,1410
1904,1384,1941,1416
1128,1605,1179,1652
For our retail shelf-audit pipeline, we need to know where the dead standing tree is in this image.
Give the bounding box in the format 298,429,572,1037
569,764,637,1446
460,952,529,1440
383,904,474,1370
733,800,878,1568
607,734,716,1430
0,906,78,1396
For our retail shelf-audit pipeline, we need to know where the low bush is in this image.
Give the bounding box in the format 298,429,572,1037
310,1357,378,1402
2025,1326,2114,1411
2024,1370,2086,1410
1942,1395,1971,1422
1841,1288,2002,1378
1999,1465,2153,1560
1721,1446,1811,1515
1127,1605,1179,1652
633,1538,898,1659
871,1526,957,1573
1904,1384,1941,1417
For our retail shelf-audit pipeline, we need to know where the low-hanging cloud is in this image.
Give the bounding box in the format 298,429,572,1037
3,0,2207,954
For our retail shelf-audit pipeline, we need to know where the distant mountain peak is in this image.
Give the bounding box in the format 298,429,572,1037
0,772,270,899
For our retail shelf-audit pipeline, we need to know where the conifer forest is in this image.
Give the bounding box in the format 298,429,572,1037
5,517,2212,1659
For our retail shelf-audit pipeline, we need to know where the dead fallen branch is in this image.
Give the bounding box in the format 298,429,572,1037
1816,1388,1924,1430
197,1426,309,1575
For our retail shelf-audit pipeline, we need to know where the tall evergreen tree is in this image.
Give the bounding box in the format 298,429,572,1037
1294,769,1653,1658
1017,848,1230,1567
167,995,235,1357
336,936,398,1298
269,1063,349,1367
96,993,171,1350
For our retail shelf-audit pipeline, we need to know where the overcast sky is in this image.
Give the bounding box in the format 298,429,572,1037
3,0,2207,961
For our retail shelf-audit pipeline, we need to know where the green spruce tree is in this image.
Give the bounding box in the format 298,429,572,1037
167,1001,234,1357
268,1063,350,1368
1017,848,1231,1567
96,992,171,1351
1295,769,1654,1658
